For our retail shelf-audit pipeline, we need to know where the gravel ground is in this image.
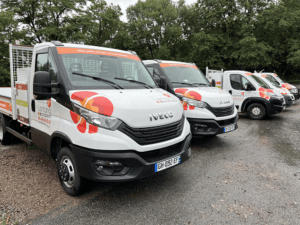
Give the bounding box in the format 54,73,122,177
1,89,300,225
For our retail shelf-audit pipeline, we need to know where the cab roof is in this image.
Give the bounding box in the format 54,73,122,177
143,60,196,66
34,42,136,56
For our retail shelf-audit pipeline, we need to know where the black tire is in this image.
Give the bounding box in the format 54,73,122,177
0,113,14,145
247,103,266,120
57,147,83,196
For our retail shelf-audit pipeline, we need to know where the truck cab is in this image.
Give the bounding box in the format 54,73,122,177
257,72,299,100
0,42,192,196
143,60,238,137
253,73,295,107
207,69,285,120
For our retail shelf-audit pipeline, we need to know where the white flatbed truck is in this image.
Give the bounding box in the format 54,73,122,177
0,42,192,196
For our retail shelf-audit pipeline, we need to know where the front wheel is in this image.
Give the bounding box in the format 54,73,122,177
57,147,83,196
247,103,266,120
0,113,14,145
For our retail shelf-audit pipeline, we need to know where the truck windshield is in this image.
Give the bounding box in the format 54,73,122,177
159,63,210,87
248,75,269,89
263,76,281,87
58,47,156,89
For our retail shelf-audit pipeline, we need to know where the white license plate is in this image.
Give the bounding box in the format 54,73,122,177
155,155,181,172
224,124,235,133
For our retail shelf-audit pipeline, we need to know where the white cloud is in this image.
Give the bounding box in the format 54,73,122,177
105,0,197,22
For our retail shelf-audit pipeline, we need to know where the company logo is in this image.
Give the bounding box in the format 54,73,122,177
175,88,202,111
149,112,173,121
220,100,230,104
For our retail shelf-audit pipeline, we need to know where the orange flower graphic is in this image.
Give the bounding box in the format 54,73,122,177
175,88,202,110
70,91,114,134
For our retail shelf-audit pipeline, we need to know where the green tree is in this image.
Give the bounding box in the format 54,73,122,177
126,0,183,59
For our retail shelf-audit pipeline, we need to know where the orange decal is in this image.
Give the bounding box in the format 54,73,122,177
47,99,51,108
216,82,221,85
0,100,12,111
282,83,292,90
245,73,254,76
261,74,267,77
70,91,114,134
16,84,28,90
175,88,202,110
279,88,287,95
273,74,278,77
163,93,171,97
258,87,272,100
160,63,198,69
57,47,140,61
241,92,244,95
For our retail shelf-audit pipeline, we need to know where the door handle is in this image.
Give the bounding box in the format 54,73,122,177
31,99,35,112
229,90,232,95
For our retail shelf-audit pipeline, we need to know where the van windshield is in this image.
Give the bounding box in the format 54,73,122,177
159,63,210,87
248,75,269,89
262,76,281,87
57,47,156,89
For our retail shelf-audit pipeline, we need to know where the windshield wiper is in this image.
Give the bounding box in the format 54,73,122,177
192,83,209,86
72,72,123,89
114,77,153,89
171,82,194,87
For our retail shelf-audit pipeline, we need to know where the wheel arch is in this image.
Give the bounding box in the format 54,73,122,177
50,132,73,160
241,97,269,113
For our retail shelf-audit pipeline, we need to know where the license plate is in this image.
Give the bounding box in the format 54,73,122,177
155,155,181,172
224,124,235,133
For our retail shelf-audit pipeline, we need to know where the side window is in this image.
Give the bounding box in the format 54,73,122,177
146,66,154,76
153,65,162,77
49,52,58,83
35,53,48,72
230,74,242,90
241,76,250,90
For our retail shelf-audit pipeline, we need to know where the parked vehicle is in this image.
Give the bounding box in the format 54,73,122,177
0,42,192,196
256,72,299,100
253,73,295,107
142,60,238,137
206,68,286,120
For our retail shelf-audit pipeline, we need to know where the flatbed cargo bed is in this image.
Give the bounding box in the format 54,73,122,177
0,88,12,116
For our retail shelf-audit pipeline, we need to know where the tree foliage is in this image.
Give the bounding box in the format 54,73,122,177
1,0,300,85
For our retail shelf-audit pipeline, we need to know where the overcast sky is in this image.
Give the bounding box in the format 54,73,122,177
105,0,198,22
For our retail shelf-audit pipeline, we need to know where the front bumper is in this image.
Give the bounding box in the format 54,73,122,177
70,134,192,182
292,92,299,100
283,95,294,107
267,97,285,115
187,114,238,136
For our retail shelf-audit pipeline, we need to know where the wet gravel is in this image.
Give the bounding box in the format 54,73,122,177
1,90,300,225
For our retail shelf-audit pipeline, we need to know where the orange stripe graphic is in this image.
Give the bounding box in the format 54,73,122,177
57,47,140,61
160,63,198,69
16,84,28,90
0,100,12,111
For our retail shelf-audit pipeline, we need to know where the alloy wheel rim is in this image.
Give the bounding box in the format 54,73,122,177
252,107,261,116
60,156,75,188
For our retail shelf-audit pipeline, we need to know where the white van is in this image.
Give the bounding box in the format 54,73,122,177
253,73,295,107
143,60,238,137
206,68,285,120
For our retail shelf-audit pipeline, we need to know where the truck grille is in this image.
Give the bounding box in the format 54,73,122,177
117,116,184,145
205,104,234,117
136,140,183,163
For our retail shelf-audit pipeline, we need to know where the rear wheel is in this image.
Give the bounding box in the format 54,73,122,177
247,103,266,120
57,147,83,196
0,113,14,145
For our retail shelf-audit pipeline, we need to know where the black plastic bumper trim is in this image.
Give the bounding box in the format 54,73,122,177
70,134,192,182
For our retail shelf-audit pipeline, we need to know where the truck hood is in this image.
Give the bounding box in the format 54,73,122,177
174,87,234,108
69,89,183,128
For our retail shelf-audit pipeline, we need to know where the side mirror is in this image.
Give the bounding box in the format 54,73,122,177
154,75,167,90
211,79,216,87
33,71,60,100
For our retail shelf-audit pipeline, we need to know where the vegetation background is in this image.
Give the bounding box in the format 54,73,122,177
0,0,300,87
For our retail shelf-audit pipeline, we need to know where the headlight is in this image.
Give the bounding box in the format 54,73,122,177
73,103,121,130
182,97,207,108
290,88,298,93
